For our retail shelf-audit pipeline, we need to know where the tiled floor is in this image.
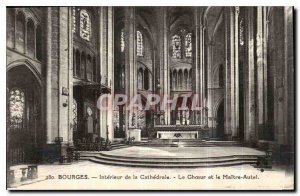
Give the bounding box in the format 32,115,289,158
101,146,265,158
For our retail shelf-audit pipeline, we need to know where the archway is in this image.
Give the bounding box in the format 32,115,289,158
215,100,224,139
7,65,42,165
144,69,149,90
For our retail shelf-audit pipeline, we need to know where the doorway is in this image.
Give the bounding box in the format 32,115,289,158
215,100,224,139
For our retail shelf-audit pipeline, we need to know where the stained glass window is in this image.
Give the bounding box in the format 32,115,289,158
121,29,125,52
80,9,91,41
9,88,25,125
137,31,143,56
185,33,192,57
172,34,181,58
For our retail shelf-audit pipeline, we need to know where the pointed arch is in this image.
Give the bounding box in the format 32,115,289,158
7,60,42,87
138,68,144,90
144,69,149,90
184,69,188,89
178,69,183,89
173,69,177,90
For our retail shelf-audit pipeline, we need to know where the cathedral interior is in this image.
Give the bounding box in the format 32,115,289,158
6,7,294,168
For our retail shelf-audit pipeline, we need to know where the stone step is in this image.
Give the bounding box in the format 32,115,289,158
80,156,257,168
111,145,130,150
79,152,259,168
80,154,257,164
111,143,129,150
111,143,126,147
132,143,241,147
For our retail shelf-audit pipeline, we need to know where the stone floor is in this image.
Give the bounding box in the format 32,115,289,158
8,160,294,190
8,146,294,190
101,146,265,158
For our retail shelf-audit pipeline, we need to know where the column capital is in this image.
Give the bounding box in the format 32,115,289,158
235,6,240,15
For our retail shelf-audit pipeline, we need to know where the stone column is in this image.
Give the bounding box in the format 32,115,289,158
263,7,268,123
44,7,73,157
175,69,178,90
193,7,200,125
124,7,137,138
161,7,170,125
244,7,256,143
271,7,294,148
283,7,294,146
24,18,28,54
58,7,73,147
99,7,108,139
256,6,268,138
67,7,74,145
101,8,108,84
207,40,214,130
45,7,53,144
98,7,103,138
34,27,37,59
224,7,231,137
98,7,114,141
106,7,114,140
45,7,62,144
13,10,17,49
227,7,240,139
200,25,206,125
256,6,264,126
155,7,170,125
233,7,240,138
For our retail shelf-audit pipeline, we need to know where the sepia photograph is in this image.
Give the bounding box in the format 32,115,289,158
5,4,295,190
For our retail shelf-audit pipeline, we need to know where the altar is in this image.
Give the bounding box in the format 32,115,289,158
157,131,198,139
154,125,207,140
